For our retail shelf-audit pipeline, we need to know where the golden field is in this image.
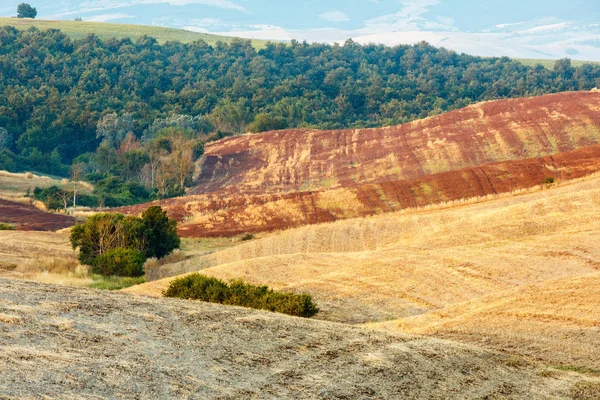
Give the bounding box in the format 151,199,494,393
126,172,600,371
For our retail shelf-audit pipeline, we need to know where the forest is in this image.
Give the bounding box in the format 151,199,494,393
0,25,599,205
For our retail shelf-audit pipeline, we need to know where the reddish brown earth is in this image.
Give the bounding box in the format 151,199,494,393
0,199,76,231
124,91,600,237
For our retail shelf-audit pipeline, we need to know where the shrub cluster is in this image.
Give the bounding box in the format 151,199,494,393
70,206,180,277
0,223,16,230
164,274,319,318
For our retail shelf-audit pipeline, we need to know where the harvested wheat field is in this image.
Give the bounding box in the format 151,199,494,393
0,278,595,399
374,274,600,371
126,173,600,370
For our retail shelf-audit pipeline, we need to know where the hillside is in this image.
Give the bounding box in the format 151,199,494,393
124,91,600,237
1,26,599,181
376,274,600,371
0,277,592,399
125,171,600,371
0,17,267,47
0,198,75,231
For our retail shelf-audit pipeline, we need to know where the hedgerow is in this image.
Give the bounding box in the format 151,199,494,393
163,273,319,318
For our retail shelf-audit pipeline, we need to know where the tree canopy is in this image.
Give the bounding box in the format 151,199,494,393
16,3,37,19
70,206,180,276
0,27,599,204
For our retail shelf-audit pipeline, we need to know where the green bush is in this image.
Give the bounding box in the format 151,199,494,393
0,223,16,231
543,176,555,184
164,274,319,318
92,248,145,277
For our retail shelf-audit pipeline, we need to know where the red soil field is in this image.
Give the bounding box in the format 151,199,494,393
0,199,76,231
123,91,600,237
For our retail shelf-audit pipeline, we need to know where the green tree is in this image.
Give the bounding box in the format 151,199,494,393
141,205,180,259
93,248,145,277
17,3,37,18
0,128,12,149
246,113,288,133
69,212,147,267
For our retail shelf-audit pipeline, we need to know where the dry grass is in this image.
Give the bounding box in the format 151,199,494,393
0,17,268,48
0,169,92,202
1,277,594,399
126,173,600,370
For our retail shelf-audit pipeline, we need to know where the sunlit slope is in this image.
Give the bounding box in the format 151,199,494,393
193,91,600,194
375,274,600,370
0,18,268,48
126,173,600,322
123,91,600,237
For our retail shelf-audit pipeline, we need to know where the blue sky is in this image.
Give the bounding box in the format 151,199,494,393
1,0,599,60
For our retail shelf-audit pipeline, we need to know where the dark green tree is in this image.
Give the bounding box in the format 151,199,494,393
246,113,288,133
17,3,37,18
70,213,147,266
93,248,145,277
141,205,180,259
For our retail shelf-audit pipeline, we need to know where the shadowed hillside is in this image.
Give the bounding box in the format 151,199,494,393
0,198,75,231
124,91,600,237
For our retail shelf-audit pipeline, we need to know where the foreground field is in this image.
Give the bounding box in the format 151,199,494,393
1,278,595,399
126,172,600,371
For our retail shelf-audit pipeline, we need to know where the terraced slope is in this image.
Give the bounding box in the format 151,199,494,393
125,91,600,237
126,173,600,370
0,278,590,399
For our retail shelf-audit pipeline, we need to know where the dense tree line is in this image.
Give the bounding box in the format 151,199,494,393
0,25,599,202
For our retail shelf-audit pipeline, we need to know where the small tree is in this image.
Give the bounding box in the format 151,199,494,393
70,163,85,208
70,206,179,276
141,206,180,259
17,3,37,18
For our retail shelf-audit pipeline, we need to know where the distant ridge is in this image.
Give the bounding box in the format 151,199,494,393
0,17,269,48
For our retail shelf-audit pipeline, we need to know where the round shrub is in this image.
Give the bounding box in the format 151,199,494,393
93,248,145,277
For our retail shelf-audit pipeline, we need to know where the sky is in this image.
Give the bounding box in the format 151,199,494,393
1,0,599,60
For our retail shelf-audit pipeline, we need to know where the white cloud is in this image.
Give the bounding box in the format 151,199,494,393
519,22,571,34
318,10,350,23
363,0,452,33
495,21,526,29
84,13,135,22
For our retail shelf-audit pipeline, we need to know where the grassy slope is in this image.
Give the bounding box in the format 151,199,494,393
125,172,600,370
515,58,600,69
0,17,269,48
0,277,591,399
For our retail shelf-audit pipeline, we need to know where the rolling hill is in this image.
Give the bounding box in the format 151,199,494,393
0,277,593,399
0,17,268,48
123,91,600,237
125,171,600,371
